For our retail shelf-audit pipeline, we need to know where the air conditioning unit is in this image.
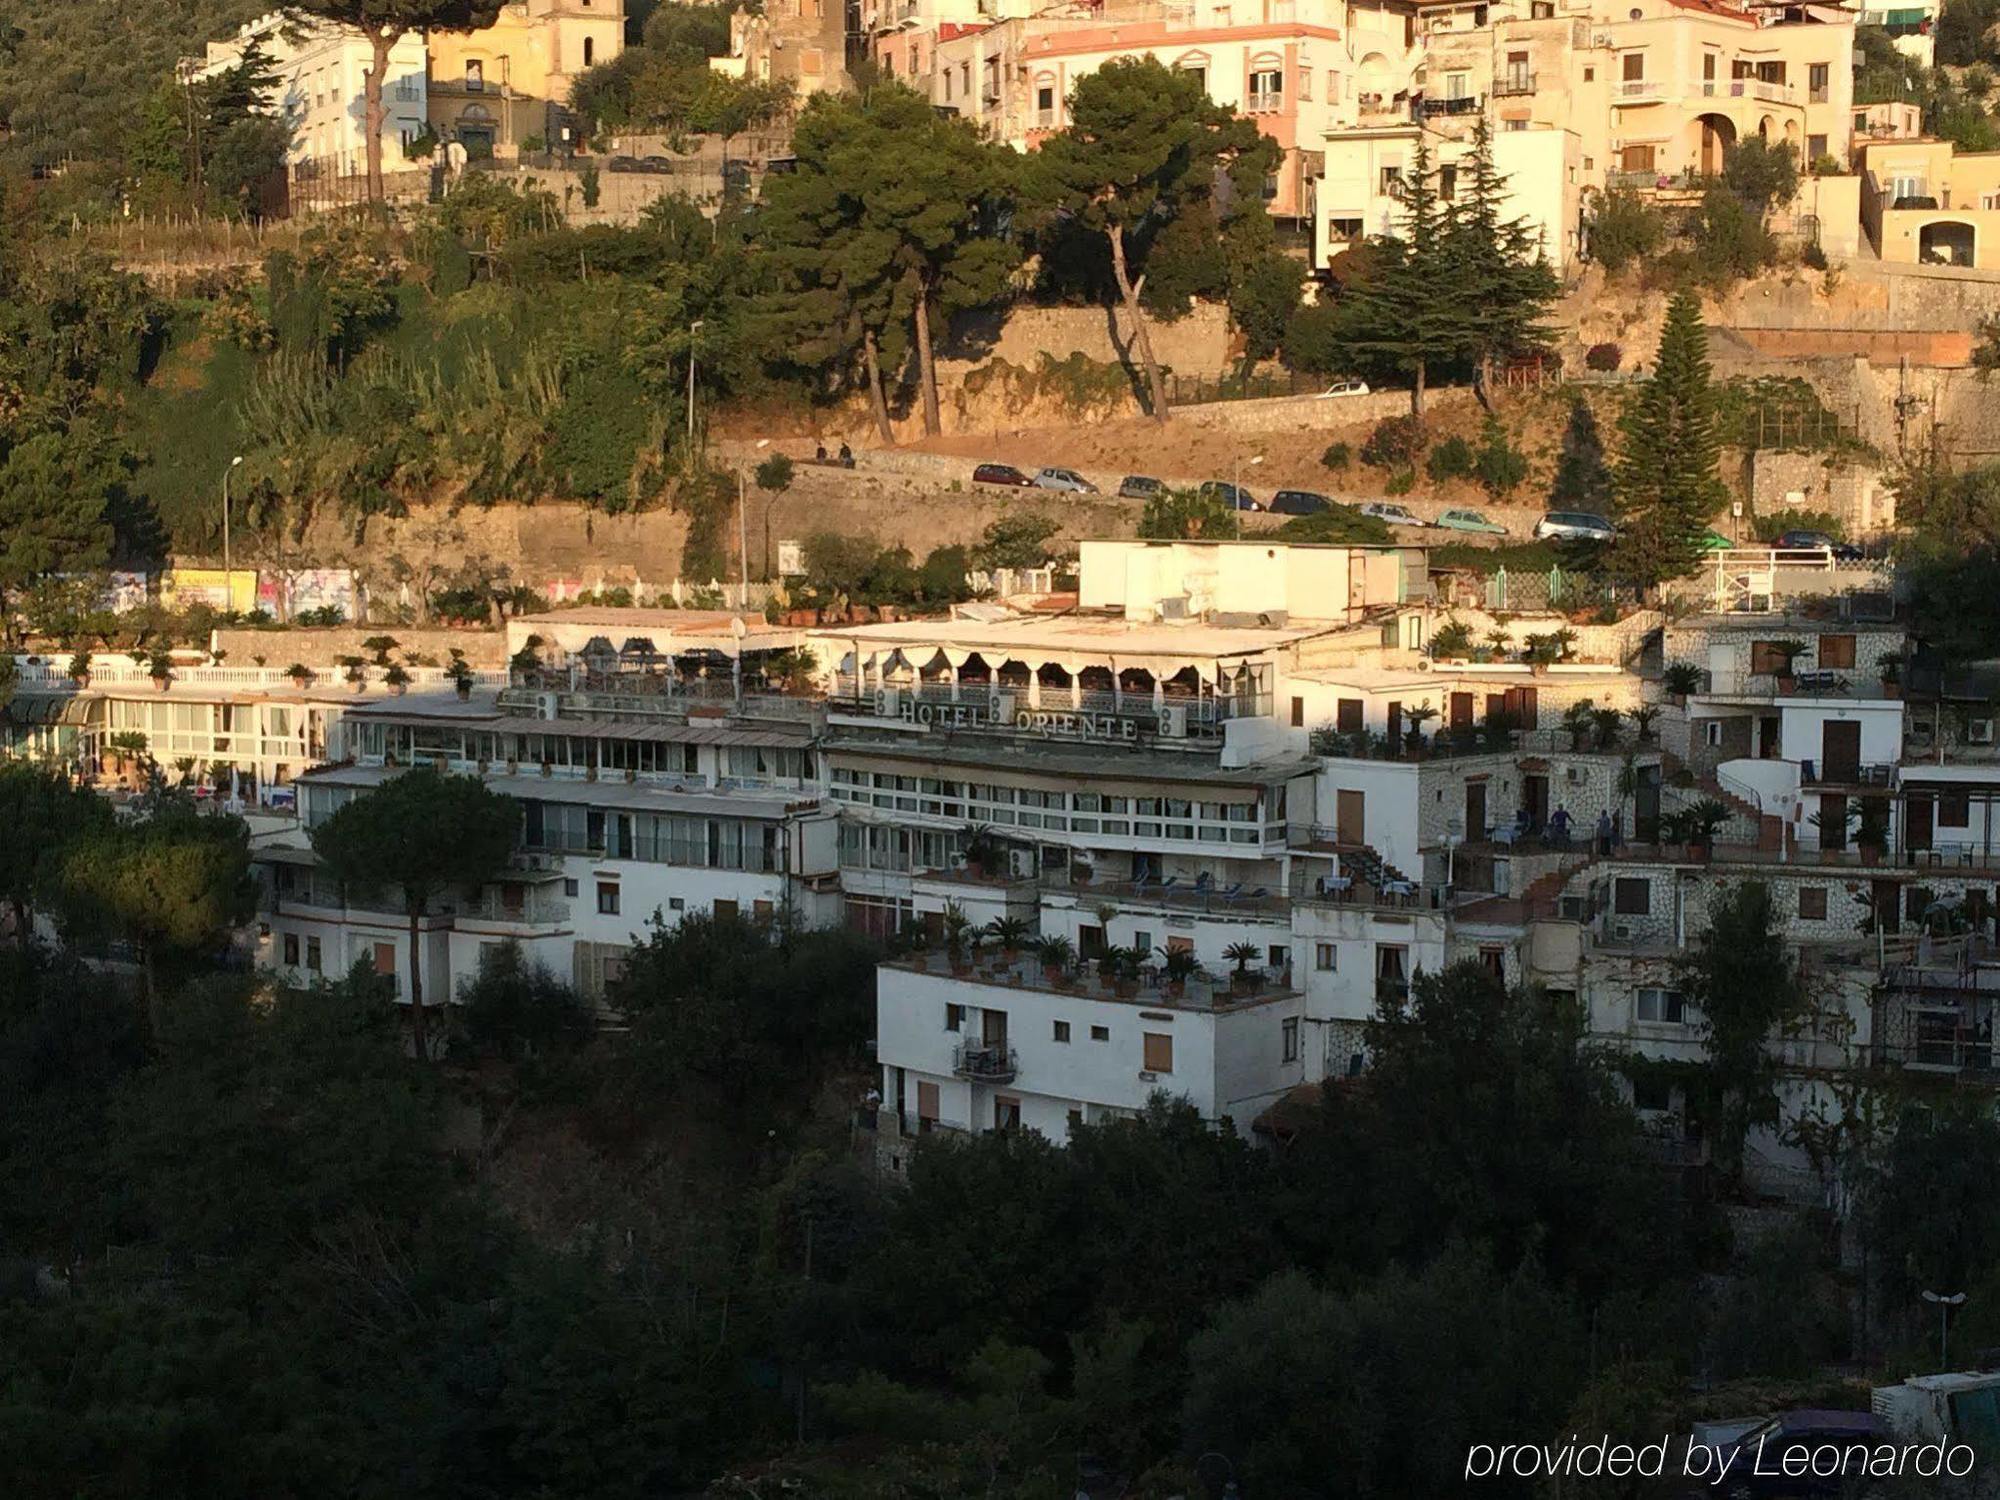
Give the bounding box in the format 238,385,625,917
874,686,901,716
1159,703,1189,738
1970,719,1996,745
1613,921,1634,941
1138,1069,1160,1082
537,690,560,720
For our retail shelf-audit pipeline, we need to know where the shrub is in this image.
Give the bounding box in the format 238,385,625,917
1722,137,1800,214
1425,436,1476,483
1385,468,1416,496
1361,414,1426,471
1588,188,1664,275
1281,299,1345,374
1692,188,1776,289
1320,441,1352,471
1801,242,1829,271
1474,416,1530,499
1584,342,1622,372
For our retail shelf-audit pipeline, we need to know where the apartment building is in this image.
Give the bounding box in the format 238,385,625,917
1317,0,1856,271
194,11,431,176
1858,136,2000,269
1858,0,1938,67
709,0,848,96
256,610,841,1005
427,0,627,158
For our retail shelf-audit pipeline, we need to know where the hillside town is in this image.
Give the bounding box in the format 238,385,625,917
6,0,2000,1493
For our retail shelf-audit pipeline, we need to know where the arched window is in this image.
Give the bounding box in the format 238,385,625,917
583,36,595,67
1034,70,1058,128
1248,51,1284,112
1176,51,1210,93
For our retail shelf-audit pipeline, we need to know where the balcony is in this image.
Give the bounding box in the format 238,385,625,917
953,1042,1019,1083
1492,72,1536,97
1418,94,1483,118
1616,81,1663,101
1799,760,1896,788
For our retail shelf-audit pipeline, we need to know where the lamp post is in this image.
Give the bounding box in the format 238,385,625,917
1922,1290,1968,1369
686,320,704,451
222,455,244,602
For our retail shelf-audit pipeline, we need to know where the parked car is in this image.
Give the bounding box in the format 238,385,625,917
1315,378,1371,398
973,463,1036,488
1691,1410,1895,1498
1775,528,1863,562
1034,467,1099,493
1269,489,1331,516
1434,507,1506,535
605,155,642,173
1533,511,1616,541
1118,474,1165,500
639,155,675,173
1357,501,1428,528
1197,481,1261,511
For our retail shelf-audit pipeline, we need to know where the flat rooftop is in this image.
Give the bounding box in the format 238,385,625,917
813,613,1342,659
823,733,1315,786
295,763,819,819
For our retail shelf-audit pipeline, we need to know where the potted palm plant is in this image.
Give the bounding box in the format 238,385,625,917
336,654,367,692
985,915,1031,959
1590,706,1625,750
1035,934,1076,985
285,662,313,688
1662,661,1702,703
1562,699,1597,751
383,663,412,696
1158,945,1202,999
1808,801,1859,858
1877,650,1903,701
1403,704,1439,757
1858,802,1891,866
1766,640,1811,694
445,649,476,700
68,649,92,687
943,903,974,976
1687,797,1731,860
146,648,174,691
1630,705,1660,744
1224,941,1264,996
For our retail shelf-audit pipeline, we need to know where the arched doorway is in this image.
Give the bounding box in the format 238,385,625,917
1694,112,1736,176
1920,220,1977,266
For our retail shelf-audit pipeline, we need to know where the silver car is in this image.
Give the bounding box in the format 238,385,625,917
1035,467,1099,493
1358,501,1428,528
1533,511,1617,542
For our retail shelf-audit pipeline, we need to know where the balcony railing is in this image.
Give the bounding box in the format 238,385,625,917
1617,81,1662,100
1492,72,1536,96
1418,94,1483,117
1799,760,1896,787
953,1043,1019,1083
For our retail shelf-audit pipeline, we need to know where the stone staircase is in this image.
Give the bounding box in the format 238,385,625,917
1658,750,1784,852
1338,844,1415,892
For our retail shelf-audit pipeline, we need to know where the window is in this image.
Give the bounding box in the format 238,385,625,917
1614,877,1651,916
995,1095,1022,1130
1480,946,1505,977
1704,720,1724,748
1808,133,1828,162
946,1003,965,1031
1315,942,1337,971
596,881,620,915
1053,1020,1071,1043
583,36,595,66
1090,1024,1110,1042
1818,633,1856,669
1035,85,1054,127
1941,790,1971,828
1636,988,1687,1024
1336,698,1364,734
563,877,579,897
917,1080,940,1121
1379,164,1403,195
1376,944,1408,996
1282,1016,1300,1062
1143,1032,1174,1073
1582,66,1594,82
465,59,484,92
1633,1076,1672,1112
1439,164,1457,200
1291,695,1305,727
714,899,739,921
1444,70,1469,100
1809,61,1828,101
1249,65,1283,113
1531,0,1553,14
306,935,322,973
1799,885,1828,920
1622,52,1644,82
283,932,300,966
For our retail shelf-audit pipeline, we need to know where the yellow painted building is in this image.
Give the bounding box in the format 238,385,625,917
428,0,627,157
1859,138,2000,268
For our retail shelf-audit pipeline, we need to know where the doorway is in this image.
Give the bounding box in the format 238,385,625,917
1465,780,1488,842
1523,773,1550,832
1906,793,1934,853
1337,788,1366,845
1822,720,1862,782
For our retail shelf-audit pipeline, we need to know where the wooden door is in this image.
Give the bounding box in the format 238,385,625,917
1465,781,1488,841
1822,720,1862,781
1524,774,1549,830
1450,692,1475,730
1906,793,1934,852
982,1009,1008,1046
1386,702,1403,744
1337,788,1366,845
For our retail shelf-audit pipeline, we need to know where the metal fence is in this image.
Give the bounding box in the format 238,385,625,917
1164,369,1330,407
1483,566,1598,612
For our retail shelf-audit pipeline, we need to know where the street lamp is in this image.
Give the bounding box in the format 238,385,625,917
686,320,704,450
1923,1290,1968,1369
222,455,244,600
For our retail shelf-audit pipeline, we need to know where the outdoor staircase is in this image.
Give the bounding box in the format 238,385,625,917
1338,845,1414,892
1658,750,1785,853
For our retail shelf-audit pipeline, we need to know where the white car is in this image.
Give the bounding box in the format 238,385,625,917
1315,378,1371,399
1358,500,1428,528
1034,467,1099,493
1533,511,1617,542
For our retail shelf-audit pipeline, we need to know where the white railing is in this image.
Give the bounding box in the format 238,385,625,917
14,659,507,692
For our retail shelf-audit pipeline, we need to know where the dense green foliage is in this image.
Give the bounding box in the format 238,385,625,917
1609,289,1728,591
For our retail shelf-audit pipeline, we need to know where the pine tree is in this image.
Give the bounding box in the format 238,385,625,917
1610,289,1728,592
1331,140,1462,415
1447,118,1560,385
1549,397,1612,513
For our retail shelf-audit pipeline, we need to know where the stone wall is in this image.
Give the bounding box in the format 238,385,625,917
1748,451,1896,536
937,303,1236,379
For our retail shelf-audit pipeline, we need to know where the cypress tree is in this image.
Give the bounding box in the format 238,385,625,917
1610,289,1728,592
1447,118,1559,384
1331,139,1461,415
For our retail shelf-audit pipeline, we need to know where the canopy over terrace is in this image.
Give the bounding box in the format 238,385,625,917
814,615,1344,717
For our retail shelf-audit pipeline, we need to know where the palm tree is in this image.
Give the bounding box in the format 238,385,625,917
1630,705,1660,744
1403,704,1440,756
1034,934,1076,977
985,915,1032,955
1562,699,1597,750
1590,706,1625,750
